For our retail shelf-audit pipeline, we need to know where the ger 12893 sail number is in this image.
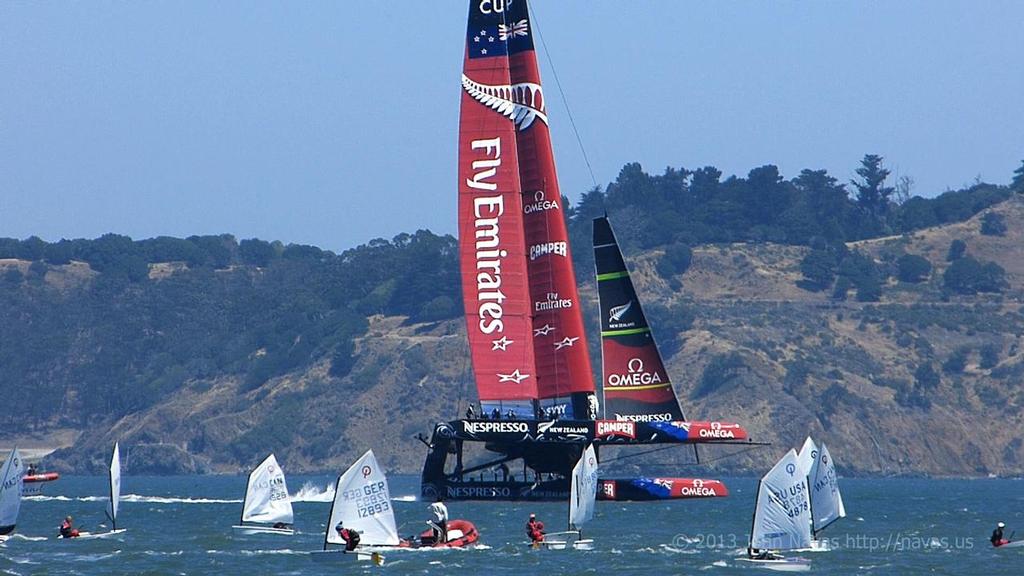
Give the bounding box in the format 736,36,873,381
342,481,391,518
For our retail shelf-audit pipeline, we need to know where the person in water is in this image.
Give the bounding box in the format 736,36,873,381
991,522,1008,547
429,501,448,543
59,516,79,538
335,521,360,551
526,513,545,543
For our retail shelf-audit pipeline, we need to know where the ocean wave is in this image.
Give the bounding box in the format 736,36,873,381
289,481,335,503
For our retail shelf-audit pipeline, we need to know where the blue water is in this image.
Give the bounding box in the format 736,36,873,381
1,476,1021,575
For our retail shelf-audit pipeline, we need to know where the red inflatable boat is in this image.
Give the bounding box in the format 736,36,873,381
399,519,479,548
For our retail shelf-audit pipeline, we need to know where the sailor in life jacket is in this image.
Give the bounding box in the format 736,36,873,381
59,516,80,539
526,513,545,543
429,501,448,543
991,522,1008,547
335,521,360,551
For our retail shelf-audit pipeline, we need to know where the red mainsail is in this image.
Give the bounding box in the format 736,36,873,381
458,0,596,419
458,1,538,418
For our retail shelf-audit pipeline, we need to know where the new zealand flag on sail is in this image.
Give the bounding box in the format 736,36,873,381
467,1,534,59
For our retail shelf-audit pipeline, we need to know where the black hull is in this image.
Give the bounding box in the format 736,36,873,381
421,419,752,502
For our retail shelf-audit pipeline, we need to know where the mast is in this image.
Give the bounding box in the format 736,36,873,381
505,0,595,419
323,475,343,551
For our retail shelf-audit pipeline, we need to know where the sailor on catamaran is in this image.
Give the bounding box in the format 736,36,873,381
991,522,1009,547
526,513,545,543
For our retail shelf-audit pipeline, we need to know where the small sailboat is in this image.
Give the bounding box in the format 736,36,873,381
0,447,26,543
795,437,846,551
69,443,127,539
232,453,294,535
738,449,812,572
311,450,397,565
538,444,598,550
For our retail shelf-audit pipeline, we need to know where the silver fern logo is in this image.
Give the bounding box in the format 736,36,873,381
462,74,548,130
609,300,633,323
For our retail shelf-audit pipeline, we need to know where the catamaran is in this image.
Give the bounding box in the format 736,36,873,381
537,444,598,550
0,447,25,544
738,449,812,572
232,453,294,535
795,437,846,551
420,0,753,504
66,443,126,540
312,450,397,565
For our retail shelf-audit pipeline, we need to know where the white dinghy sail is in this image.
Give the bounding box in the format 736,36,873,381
0,448,25,542
738,449,812,572
232,453,294,535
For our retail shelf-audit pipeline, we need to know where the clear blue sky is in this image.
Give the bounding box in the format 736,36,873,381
2,2,1022,252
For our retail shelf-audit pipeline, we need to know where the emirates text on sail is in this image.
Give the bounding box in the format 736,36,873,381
466,137,508,335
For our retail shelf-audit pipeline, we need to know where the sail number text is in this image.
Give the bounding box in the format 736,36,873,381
342,481,391,518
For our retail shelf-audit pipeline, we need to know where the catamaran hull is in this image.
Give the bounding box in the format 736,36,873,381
421,419,745,501
231,525,294,536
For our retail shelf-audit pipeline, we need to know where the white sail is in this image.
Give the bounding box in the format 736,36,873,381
796,436,817,478
241,454,293,525
0,448,25,532
568,444,598,530
108,443,122,529
809,442,845,534
326,450,399,547
750,449,811,552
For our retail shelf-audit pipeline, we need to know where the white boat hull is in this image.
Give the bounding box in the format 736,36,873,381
309,549,385,565
998,540,1024,549
737,557,811,572
63,529,127,541
231,525,294,536
532,531,594,551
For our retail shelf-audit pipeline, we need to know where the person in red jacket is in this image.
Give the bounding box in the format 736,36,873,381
59,516,80,539
526,513,545,543
335,521,361,551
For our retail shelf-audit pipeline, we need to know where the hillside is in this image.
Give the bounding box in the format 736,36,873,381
1,162,1022,477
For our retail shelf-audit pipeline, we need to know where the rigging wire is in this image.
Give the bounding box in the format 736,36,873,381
529,3,599,190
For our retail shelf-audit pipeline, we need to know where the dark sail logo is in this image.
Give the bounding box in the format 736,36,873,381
607,300,637,330
461,75,548,130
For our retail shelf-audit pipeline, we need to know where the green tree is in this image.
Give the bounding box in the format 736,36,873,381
799,249,836,291
896,254,931,283
980,212,1007,236
657,242,693,277
943,257,1007,294
851,154,895,216
1012,160,1024,193
947,239,967,261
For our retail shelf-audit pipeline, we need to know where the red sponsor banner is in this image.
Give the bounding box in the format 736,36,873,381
685,422,748,441
595,419,637,440
663,478,729,498
599,480,617,500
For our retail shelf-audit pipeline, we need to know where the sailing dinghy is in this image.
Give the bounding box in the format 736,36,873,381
311,450,396,565
795,437,845,551
737,449,812,572
68,443,127,540
232,453,294,535
538,444,598,550
0,447,25,543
